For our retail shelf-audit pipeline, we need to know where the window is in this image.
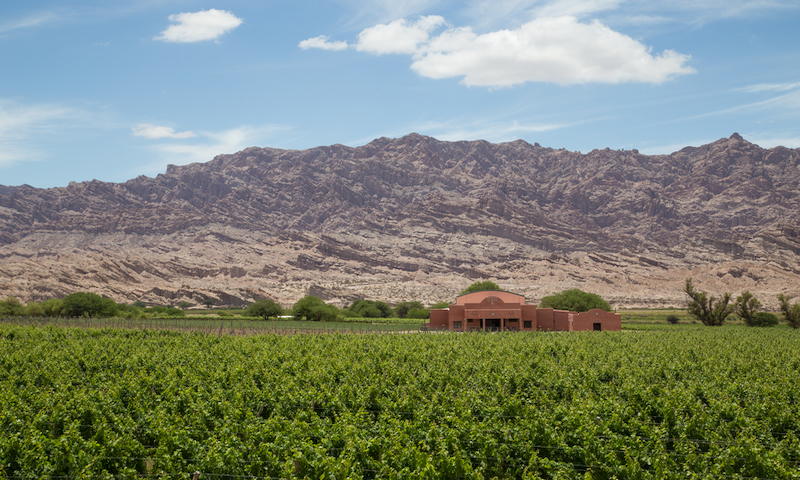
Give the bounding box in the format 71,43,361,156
467,318,473,323
523,320,532,329
454,321,462,329
593,323,602,331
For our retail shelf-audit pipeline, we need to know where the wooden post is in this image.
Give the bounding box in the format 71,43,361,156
192,471,200,480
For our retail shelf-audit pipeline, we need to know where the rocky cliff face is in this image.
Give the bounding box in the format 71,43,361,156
1,133,799,308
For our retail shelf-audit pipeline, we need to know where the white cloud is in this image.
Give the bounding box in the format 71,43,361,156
734,82,800,93
0,11,62,33
0,99,87,167
138,125,291,174
298,35,349,51
154,9,243,43
132,124,196,139
356,15,445,54
331,15,694,86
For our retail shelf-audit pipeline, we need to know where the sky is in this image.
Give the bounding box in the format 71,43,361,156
1,0,799,188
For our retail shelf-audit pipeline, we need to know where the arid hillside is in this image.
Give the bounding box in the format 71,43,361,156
1,133,799,308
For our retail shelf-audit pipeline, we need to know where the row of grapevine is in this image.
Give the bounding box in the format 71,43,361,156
1,325,799,478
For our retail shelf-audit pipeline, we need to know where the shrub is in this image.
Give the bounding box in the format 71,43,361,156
539,289,612,312
407,308,431,319
430,301,450,309
666,314,680,324
752,312,779,327
394,301,424,318
0,297,24,316
778,294,800,329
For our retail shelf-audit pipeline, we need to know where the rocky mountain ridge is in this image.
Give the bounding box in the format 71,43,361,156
1,133,799,308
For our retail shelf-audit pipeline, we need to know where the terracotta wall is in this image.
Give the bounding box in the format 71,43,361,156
554,310,571,331
569,308,622,331
428,309,449,330
535,308,554,331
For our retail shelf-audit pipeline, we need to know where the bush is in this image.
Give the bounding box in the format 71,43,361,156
0,297,24,316
778,294,800,329
666,314,680,324
539,289,612,312
407,308,431,319
430,301,450,309
394,301,424,318
347,299,392,318
293,296,341,322
460,281,501,295
752,312,779,327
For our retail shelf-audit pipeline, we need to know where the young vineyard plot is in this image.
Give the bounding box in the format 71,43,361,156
0,326,799,478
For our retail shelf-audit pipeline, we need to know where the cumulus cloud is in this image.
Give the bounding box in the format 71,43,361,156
132,124,196,139
154,9,242,43
355,15,445,54
308,15,694,86
412,16,694,86
298,35,349,51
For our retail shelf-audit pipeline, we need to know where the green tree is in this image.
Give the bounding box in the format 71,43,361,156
0,297,24,316
394,301,424,318
348,299,392,318
131,301,147,308
735,291,762,326
539,288,612,312
40,299,66,317
62,292,118,318
460,281,501,295
292,295,341,321
178,301,190,310
684,278,733,326
777,294,800,329
245,299,283,321
203,298,214,309
430,301,450,309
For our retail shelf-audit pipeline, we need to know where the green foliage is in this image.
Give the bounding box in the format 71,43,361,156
539,288,612,312
684,278,733,326
245,299,283,320
177,301,190,310
203,298,214,308
347,299,391,318
293,295,341,322
131,301,147,308
735,291,762,327
394,301,424,318
459,281,501,295
146,305,186,317
430,301,450,309
777,294,800,329
0,297,24,316
40,299,66,317
406,307,430,319
666,314,680,324
752,312,779,327
2,325,800,477
62,292,118,318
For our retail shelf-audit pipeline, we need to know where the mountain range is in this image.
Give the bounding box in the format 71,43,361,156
1,133,798,309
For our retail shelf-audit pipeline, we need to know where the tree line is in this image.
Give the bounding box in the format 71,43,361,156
684,278,800,328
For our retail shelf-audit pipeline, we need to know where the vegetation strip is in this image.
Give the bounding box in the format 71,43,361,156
1,324,799,478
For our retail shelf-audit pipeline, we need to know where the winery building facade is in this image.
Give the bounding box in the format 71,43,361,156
426,290,621,332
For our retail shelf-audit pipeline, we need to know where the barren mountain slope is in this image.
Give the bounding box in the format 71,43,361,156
1,133,799,308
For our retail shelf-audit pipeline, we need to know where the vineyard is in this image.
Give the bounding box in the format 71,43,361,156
1,324,799,479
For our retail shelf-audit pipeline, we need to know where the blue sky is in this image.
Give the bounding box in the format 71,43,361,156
2,0,799,188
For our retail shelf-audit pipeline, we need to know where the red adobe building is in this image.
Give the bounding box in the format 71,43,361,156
426,290,621,332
